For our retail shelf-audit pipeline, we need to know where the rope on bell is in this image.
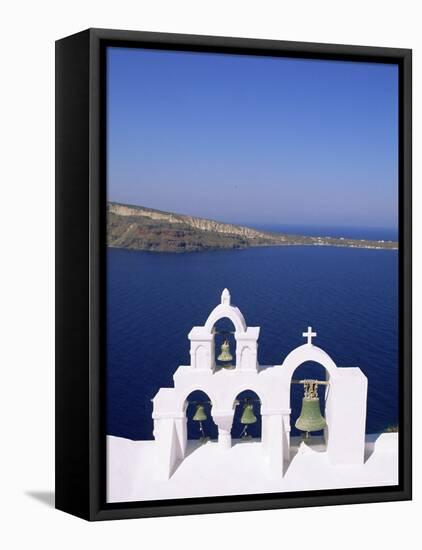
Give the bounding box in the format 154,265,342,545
292,378,329,398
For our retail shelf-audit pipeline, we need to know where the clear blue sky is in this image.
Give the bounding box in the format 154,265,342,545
107,47,398,229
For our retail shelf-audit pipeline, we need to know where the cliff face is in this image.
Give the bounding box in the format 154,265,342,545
108,202,282,242
107,202,398,253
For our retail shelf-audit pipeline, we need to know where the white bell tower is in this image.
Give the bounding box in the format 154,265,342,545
151,290,368,480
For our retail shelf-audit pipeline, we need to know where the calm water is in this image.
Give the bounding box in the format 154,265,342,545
107,245,398,440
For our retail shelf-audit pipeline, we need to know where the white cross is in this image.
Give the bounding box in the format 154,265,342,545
302,326,317,345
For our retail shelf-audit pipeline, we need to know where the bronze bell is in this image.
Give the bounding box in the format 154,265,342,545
295,381,326,436
239,398,257,439
240,401,257,425
217,339,233,368
192,404,208,442
192,404,207,422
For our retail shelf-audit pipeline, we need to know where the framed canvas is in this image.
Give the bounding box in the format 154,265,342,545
55,28,412,521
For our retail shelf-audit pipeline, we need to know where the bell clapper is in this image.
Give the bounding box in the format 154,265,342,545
198,420,209,443
239,425,250,439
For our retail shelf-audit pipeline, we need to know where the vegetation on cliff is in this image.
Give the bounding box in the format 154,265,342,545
107,202,398,253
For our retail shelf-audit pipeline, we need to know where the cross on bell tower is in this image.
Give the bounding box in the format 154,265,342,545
302,326,317,345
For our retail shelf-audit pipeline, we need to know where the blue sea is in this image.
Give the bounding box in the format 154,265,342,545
106,237,398,441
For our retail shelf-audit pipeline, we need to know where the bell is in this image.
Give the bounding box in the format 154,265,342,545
217,340,233,362
239,399,257,439
192,404,209,442
240,401,257,425
295,397,327,434
192,404,207,422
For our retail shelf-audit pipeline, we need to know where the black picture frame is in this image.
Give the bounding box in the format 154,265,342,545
55,28,412,521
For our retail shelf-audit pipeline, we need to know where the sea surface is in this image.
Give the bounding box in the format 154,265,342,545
107,243,398,441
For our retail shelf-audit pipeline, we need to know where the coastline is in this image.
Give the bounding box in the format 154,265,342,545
107,201,398,253
107,240,398,253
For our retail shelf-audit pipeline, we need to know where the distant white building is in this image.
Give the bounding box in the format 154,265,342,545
151,289,368,480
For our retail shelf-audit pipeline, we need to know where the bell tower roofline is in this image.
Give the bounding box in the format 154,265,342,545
221,288,231,305
187,290,260,372
205,290,247,333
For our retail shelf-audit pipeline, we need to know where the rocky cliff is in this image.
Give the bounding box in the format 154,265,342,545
107,202,398,253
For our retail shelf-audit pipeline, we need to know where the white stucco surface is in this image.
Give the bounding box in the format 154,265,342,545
106,433,398,503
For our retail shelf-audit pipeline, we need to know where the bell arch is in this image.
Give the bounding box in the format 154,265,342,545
204,288,247,334
279,345,337,456
177,385,218,412
229,385,266,410
289,361,329,440
282,343,339,384
205,307,247,334
184,389,218,442
278,333,367,466
188,289,260,371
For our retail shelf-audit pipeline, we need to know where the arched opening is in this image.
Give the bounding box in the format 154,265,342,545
184,390,218,442
231,390,262,442
290,361,328,450
213,317,237,370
